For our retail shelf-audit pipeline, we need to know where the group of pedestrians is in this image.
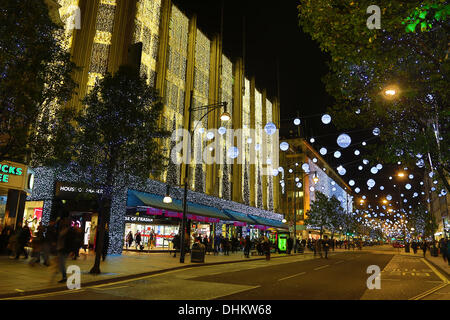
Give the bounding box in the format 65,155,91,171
410,239,450,264
0,219,110,283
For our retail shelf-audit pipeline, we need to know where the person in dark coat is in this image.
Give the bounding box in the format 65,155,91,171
421,241,428,257
15,223,31,259
244,235,251,258
287,237,294,254
172,233,180,257
323,236,330,259
135,231,142,250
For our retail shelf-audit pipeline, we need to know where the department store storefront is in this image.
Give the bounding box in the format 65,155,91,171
28,166,288,255
0,161,34,229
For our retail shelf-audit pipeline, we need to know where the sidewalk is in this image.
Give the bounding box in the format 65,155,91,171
0,250,311,298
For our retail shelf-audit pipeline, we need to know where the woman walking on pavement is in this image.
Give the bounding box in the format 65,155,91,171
421,241,428,257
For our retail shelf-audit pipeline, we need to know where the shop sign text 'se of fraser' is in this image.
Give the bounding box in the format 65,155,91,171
177,304,272,317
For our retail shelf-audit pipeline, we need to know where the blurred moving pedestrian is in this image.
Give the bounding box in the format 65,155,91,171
15,222,31,259
29,223,45,266
315,238,322,258
323,236,330,259
263,236,271,260
56,219,71,283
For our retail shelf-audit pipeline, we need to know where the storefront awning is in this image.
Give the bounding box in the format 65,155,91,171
248,214,288,229
127,190,230,221
223,209,258,224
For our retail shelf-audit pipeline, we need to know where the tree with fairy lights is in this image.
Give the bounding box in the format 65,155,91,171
305,192,344,239
0,0,77,162
54,66,169,274
298,1,449,193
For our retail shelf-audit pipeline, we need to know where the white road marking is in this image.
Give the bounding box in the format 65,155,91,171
278,272,306,281
314,265,330,271
207,285,261,300
334,260,344,265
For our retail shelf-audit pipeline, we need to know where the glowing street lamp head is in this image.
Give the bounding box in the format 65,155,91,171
383,85,399,99
397,172,406,178
313,173,319,184
385,89,396,96
220,111,231,122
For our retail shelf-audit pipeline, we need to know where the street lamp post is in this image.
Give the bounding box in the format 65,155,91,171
179,91,229,263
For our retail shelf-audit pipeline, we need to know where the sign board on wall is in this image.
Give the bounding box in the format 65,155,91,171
0,161,28,191
55,182,103,199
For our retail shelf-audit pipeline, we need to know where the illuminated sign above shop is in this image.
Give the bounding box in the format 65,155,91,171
0,161,28,190
0,164,23,182
125,216,153,223
55,182,103,198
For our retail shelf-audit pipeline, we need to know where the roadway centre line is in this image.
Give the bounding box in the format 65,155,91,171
278,272,306,281
314,265,330,271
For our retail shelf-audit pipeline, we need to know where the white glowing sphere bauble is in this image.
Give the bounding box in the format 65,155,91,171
367,179,376,188
227,147,239,159
373,127,380,136
294,118,301,126
218,127,227,135
349,180,355,186
320,148,327,155
337,134,352,148
280,142,289,151
321,114,332,124
206,131,215,140
334,151,341,158
264,122,277,135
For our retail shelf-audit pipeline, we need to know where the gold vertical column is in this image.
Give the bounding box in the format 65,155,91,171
108,0,137,74
249,77,256,207
272,97,281,212
232,58,244,203
261,89,268,210
180,14,197,188
206,34,221,196
155,0,171,99
66,0,101,111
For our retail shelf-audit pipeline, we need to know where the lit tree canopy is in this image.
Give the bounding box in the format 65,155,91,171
0,0,76,162
298,0,449,192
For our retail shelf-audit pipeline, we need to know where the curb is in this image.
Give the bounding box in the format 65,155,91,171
0,252,310,300
424,256,450,281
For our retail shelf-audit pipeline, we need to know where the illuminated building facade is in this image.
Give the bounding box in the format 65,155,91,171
25,0,286,253
278,138,353,239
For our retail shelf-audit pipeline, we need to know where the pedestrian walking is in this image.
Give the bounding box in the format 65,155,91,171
15,222,31,259
126,231,133,249
438,238,447,262
244,235,251,258
56,219,71,283
411,241,418,254
316,238,323,258
323,236,330,259
135,231,142,250
421,241,428,257
172,233,180,257
29,223,45,266
287,237,293,254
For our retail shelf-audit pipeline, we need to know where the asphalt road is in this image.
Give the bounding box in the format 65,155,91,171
7,247,448,300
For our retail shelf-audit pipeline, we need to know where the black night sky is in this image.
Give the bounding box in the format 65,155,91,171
174,0,423,213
